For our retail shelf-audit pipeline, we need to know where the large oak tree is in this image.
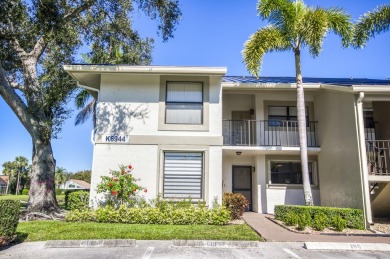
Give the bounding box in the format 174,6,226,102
0,0,181,214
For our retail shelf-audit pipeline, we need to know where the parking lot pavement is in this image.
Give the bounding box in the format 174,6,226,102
1,241,390,259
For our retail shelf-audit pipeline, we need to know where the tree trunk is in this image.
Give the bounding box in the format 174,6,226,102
294,49,314,206
27,137,60,213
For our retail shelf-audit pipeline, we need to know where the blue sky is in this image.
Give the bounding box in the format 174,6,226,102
1,0,389,173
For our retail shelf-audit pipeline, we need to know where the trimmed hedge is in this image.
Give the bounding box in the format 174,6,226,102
66,191,90,210
275,205,365,230
64,189,90,209
66,205,230,225
0,200,20,246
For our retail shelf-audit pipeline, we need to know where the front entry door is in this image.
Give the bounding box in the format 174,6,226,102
232,166,252,211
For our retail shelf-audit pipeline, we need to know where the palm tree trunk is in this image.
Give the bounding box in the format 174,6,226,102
27,137,60,213
294,49,314,206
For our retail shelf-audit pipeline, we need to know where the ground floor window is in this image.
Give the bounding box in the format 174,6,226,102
270,161,313,184
163,152,203,199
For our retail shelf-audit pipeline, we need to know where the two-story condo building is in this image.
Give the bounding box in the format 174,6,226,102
64,65,390,225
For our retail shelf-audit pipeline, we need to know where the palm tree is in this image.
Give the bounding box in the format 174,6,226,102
353,4,390,47
243,0,352,205
55,167,68,189
2,161,15,194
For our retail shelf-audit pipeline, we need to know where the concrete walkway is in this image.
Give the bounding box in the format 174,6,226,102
243,212,390,243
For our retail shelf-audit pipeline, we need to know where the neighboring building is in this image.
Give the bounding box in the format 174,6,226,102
0,175,9,194
60,179,91,190
64,65,390,225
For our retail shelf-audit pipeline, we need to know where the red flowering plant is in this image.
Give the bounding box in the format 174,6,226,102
96,164,147,207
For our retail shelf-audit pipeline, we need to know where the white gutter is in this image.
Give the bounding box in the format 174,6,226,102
78,83,99,145
355,92,372,227
63,65,227,76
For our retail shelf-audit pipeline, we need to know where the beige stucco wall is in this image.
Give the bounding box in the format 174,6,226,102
222,153,320,214
315,91,364,209
89,144,158,208
371,183,390,218
222,94,255,119
90,73,224,206
97,74,223,137
90,144,223,207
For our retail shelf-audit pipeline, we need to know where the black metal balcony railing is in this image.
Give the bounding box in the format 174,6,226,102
366,140,390,176
223,120,319,147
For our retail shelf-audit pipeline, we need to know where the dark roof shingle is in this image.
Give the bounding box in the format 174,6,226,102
222,76,390,86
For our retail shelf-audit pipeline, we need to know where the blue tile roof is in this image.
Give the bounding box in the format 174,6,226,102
222,76,390,86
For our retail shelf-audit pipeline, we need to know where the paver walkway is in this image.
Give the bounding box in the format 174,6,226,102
243,212,390,243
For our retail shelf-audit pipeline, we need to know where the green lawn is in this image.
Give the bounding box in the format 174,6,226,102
0,194,65,201
0,194,66,209
17,221,262,242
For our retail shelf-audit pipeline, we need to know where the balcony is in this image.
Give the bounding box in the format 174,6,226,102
366,140,390,176
223,120,319,147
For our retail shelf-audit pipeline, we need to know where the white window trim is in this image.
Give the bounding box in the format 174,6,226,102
267,159,318,188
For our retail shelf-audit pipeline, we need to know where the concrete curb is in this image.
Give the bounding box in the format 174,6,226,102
172,240,260,248
44,239,136,248
304,242,390,251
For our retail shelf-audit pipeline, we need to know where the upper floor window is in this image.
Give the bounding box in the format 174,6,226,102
268,106,309,126
165,82,203,124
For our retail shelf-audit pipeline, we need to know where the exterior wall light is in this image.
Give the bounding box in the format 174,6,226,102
236,151,242,156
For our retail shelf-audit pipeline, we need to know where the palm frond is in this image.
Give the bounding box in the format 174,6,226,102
75,89,92,109
353,4,390,47
325,7,353,47
258,0,298,36
242,26,291,77
75,99,96,126
300,8,329,57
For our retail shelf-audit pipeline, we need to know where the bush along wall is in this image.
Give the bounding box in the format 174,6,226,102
66,205,230,225
66,191,90,210
274,205,365,231
0,200,20,246
223,192,250,220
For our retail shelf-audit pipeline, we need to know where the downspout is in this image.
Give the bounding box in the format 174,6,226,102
79,83,100,145
356,92,372,227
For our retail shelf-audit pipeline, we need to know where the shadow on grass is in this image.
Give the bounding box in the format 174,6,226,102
0,232,28,252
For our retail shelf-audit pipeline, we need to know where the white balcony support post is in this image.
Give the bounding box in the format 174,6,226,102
356,92,372,227
248,120,251,146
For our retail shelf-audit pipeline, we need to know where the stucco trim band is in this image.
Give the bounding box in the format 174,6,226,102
94,135,223,146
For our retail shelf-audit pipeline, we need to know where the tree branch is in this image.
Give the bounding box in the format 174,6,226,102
8,77,25,91
63,0,95,21
29,36,46,60
29,0,95,60
0,64,35,135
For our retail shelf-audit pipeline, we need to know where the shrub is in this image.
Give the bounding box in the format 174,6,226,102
66,191,90,210
66,205,230,225
21,189,29,195
96,164,146,207
274,205,365,230
223,192,250,220
0,200,20,246
332,215,347,231
284,212,299,226
297,212,311,231
312,212,328,231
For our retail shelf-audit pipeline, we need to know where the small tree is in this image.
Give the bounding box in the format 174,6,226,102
96,165,146,207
